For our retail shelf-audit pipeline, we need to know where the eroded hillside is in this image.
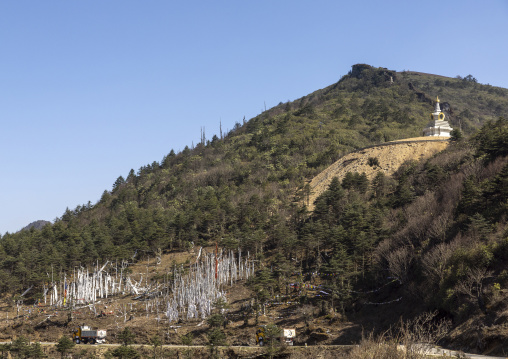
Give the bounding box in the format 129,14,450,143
306,137,449,210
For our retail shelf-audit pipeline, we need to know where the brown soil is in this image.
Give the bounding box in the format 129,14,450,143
0,246,366,359
2,233,507,357
306,137,449,210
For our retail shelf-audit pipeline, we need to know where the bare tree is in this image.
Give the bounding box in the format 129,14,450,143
422,242,456,284
396,191,437,244
456,267,493,313
397,311,451,356
386,246,414,284
349,311,450,359
398,311,451,345
427,211,452,241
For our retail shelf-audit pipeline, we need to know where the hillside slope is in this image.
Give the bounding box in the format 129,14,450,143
2,64,508,356
307,137,449,210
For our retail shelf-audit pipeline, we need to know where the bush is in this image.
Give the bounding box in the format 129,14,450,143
368,157,380,167
9,337,46,358
56,335,75,358
181,332,193,346
450,129,464,141
118,327,135,346
207,313,225,328
348,334,404,359
110,345,140,359
207,328,227,359
350,312,450,359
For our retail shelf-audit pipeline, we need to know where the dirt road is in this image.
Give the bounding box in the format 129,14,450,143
1,341,506,358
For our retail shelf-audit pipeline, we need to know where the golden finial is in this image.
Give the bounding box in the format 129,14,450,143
436,96,440,103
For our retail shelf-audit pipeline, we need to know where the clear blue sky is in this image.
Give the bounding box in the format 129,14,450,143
1,0,507,234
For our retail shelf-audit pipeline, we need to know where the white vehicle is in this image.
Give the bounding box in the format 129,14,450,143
72,325,107,344
281,328,296,346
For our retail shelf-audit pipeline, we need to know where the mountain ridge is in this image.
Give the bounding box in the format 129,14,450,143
1,64,508,356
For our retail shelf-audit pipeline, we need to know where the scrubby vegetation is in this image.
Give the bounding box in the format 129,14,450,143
2,64,508,354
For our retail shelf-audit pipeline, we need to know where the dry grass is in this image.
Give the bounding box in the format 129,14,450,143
307,138,449,210
348,335,417,359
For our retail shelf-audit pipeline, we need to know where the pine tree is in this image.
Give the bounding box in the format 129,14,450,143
56,335,75,359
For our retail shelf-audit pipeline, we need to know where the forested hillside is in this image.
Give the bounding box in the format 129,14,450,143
2,64,508,351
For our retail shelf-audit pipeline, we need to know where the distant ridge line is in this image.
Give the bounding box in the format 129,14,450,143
403,71,450,79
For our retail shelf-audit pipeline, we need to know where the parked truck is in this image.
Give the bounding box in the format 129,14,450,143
72,325,107,344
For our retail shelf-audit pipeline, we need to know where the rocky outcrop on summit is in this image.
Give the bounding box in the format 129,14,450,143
21,220,51,232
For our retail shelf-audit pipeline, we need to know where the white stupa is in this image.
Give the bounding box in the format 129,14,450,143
423,96,453,137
